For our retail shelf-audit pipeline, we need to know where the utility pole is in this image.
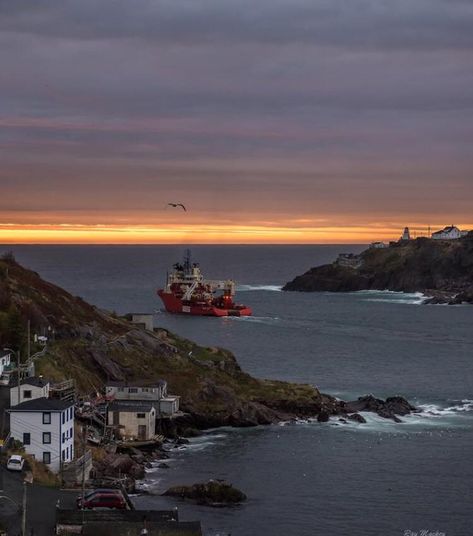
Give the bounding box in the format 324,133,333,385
17,350,21,407
21,480,27,536
27,320,31,363
81,424,88,523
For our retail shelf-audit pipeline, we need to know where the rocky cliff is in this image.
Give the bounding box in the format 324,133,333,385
283,235,473,303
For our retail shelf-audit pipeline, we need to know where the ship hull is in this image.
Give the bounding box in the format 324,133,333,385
158,290,252,317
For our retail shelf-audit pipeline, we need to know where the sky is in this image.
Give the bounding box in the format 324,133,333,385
1,0,472,244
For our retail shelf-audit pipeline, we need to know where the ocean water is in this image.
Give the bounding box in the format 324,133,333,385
3,245,473,536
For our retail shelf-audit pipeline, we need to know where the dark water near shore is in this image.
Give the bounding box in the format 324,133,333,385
3,245,473,536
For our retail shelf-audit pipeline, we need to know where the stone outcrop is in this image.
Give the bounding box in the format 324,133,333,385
163,480,247,506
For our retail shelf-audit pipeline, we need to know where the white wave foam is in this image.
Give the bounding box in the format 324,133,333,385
237,284,282,292
352,290,427,305
228,315,280,325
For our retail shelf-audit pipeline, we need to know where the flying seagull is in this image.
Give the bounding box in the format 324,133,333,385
167,203,187,211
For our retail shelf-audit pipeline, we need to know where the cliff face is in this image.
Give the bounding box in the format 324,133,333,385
283,236,473,303
0,253,327,427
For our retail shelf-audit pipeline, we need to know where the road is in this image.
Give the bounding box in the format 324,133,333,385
0,466,78,535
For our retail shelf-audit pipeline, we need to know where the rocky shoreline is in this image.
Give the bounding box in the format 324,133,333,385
93,393,419,496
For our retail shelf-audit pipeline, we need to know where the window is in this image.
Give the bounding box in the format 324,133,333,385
23,433,31,445
118,387,124,392
62,449,66,461
43,432,51,444
23,390,32,399
128,388,138,393
62,412,65,424
137,412,146,419
62,432,65,443
43,452,51,464
70,407,73,420
42,412,51,424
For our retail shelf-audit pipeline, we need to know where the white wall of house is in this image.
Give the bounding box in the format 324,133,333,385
9,405,74,473
107,407,156,440
0,353,11,377
432,226,463,240
159,397,180,416
10,382,50,407
106,384,166,401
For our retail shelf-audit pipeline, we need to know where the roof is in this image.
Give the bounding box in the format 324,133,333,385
109,400,156,412
55,509,179,524
107,379,167,388
432,225,459,235
9,376,50,388
81,522,203,536
8,397,72,412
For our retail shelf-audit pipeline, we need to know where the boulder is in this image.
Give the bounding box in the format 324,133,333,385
163,480,247,506
347,413,367,423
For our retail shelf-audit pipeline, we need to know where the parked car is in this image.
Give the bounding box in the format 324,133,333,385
77,489,126,510
6,455,24,471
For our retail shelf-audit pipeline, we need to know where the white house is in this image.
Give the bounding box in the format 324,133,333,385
432,225,469,240
108,400,157,440
105,380,168,402
8,397,75,473
0,353,12,385
10,377,50,407
159,396,180,416
370,242,387,249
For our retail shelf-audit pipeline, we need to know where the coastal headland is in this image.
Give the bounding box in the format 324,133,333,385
283,234,473,304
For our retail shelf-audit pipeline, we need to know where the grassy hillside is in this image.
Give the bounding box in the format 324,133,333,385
0,253,326,427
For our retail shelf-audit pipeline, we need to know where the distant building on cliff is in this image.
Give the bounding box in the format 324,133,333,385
335,253,362,269
369,241,387,249
399,227,411,241
431,225,469,240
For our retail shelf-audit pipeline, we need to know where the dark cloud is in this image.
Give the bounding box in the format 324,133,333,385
1,1,472,231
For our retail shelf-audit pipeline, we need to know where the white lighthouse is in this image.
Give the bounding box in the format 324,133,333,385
400,227,411,241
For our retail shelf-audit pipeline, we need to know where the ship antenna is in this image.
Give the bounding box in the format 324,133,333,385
184,248,191,273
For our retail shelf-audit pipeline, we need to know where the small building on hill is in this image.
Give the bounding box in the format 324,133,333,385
335,253,362,269
369,241,387,249
9,376,50,407
399,227,411,241
8,397,74,472
108,400,157,440
432,225,469,240
0,352,12,385
105,380,168,401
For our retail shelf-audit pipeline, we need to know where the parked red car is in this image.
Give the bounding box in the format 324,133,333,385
77,489,127,510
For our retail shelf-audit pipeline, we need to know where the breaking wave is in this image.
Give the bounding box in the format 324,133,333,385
237,284,282,292
352,290,427,305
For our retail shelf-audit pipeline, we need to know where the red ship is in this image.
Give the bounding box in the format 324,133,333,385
157,250,252,317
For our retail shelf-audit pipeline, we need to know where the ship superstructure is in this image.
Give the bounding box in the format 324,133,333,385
157,250,252,317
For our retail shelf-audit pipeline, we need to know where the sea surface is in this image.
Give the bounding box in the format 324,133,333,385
3,245,472,536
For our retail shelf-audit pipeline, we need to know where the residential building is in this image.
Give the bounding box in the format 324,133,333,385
9,376,50,407
159,396,180,416
127,313,154,331
105,380,168,401
8,397,74,473
335,253,362,269
108,400,157,440
0,352,14,386
431,225,469,240
369,241,387,249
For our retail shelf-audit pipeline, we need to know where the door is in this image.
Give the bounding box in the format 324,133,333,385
113,411,120,426
137,425,147,440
